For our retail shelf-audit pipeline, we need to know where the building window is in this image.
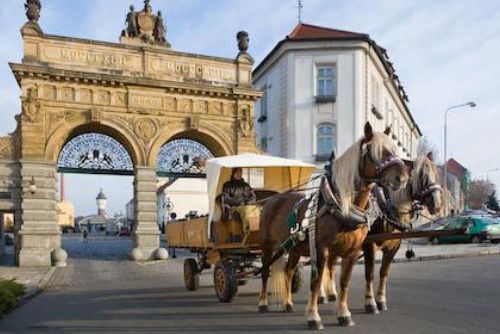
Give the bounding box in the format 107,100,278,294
316,66,336,100
258,89,268,123
316,124,336,161
384,99,389,123
371,75,381,111
260,137,268,152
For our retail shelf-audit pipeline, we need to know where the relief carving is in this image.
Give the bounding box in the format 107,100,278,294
134,118,157,144
178,99,192,113
43,85,56,99
81,89,93,103
116,93,127,106
0,136,14,159
238,106,254,138
49,110,77,131
209,101,222,114
21,87,41,123
129,94,162,109
164,97,176,111
97,91,111,105
194,100,208,113
188,116,200,130
90,108,103,123
61,87,75,101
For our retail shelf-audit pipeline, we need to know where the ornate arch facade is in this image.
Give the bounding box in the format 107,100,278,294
4,1,261,267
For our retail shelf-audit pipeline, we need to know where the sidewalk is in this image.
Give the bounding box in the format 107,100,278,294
0,246,55,301
378,241,500,263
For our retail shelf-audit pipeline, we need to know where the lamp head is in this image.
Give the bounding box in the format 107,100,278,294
28,176,36,194
467,102,476,108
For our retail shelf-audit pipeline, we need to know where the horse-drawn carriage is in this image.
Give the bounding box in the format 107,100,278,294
167,153,316,302
168,123,469,331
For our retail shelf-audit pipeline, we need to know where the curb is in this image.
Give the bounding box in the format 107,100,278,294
15,267,57,308
354,248,500,265
393,249,500,263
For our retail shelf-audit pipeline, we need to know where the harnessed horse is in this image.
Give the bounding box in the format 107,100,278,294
258,123,409,330
362,154,443,313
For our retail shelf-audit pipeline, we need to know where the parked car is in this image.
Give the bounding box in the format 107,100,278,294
119,227,131,237
429,216,500,244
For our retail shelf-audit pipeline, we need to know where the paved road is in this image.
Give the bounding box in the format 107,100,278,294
1,237,499,333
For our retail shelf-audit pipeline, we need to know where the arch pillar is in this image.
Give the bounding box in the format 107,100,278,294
130,166,167,261
17,160,65,267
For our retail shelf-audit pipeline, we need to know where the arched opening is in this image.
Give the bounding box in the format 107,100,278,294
157,138,214,177
58,133,134,175
156,134,221,232
56,131,135,261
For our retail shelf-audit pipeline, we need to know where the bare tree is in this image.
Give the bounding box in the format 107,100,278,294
417,137,439,163
466,179,496,209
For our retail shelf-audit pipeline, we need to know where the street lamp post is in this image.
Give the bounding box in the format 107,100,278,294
163,197,173,234
443,102,476,216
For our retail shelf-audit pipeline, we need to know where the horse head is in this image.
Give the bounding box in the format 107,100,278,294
359,122,408,192
412,154,443,215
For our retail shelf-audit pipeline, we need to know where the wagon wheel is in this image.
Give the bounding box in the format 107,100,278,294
184,258,200,291
291,263,303,294
214,261,238,303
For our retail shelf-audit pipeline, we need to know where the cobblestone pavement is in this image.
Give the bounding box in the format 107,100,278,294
1,241,499,334
47,235,185,289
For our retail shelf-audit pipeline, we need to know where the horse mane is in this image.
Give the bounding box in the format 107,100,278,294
411,155,438,197
333,132,398,215
388,154,439,221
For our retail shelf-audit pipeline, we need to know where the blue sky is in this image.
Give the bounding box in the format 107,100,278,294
1,0,499,215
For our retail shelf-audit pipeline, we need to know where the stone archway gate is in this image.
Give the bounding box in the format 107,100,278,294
0,9,260,267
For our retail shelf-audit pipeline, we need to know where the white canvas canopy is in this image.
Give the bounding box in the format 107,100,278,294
206,154,316,229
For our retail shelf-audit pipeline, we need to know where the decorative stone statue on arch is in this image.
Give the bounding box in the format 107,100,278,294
0,0,260,267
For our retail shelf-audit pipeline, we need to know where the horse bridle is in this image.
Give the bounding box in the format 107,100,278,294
413,166,443,204
360,140,405,185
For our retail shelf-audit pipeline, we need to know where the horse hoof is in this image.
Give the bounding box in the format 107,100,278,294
328,294,337,302
377,301,388,312
259,305,269,313
284,304,295,313
307,321,324,330
338,316,355,327
365,304,379,314
318,296,326,304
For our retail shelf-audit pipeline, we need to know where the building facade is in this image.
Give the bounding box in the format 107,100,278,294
0,0,260,266
157,178,209,228
253,23,421,165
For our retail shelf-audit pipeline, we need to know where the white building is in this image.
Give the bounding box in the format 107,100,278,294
253,23,421,165
157,178,209,227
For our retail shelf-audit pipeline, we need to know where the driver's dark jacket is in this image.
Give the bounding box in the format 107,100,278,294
222,179,257,206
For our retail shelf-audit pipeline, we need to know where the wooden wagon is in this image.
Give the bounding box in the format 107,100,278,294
167,154,315,302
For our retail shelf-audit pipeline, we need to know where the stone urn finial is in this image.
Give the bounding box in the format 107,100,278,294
236,31,249,53
25,0,41,23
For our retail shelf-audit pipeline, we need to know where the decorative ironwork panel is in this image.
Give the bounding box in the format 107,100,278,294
157,139,214,175
58,133,133,173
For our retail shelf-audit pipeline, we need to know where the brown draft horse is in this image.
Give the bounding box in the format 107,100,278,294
258,122,409,330
321,152,443,313
362,153,443,314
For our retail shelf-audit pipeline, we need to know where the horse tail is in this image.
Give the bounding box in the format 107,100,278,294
270,256,287,307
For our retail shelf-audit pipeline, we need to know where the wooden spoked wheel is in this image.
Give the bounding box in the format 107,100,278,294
214,261,238,303
184,258,200,291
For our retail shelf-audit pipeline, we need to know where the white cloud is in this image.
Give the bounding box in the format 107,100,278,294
0,0,499,212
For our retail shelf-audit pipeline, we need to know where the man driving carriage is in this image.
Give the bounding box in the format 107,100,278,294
221,167,259,244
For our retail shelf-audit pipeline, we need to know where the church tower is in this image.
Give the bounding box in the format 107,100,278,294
96,189,107,216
